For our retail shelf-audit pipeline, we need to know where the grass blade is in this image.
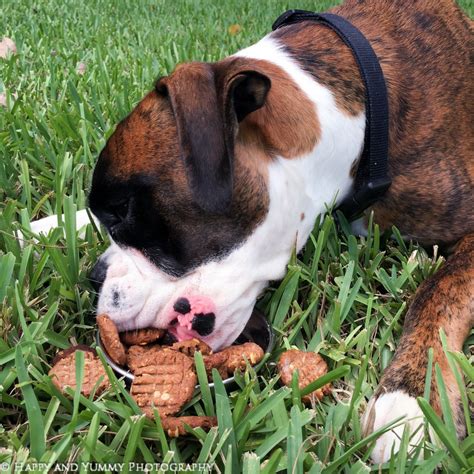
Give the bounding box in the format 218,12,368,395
15,345,46,460
122,415,147,473
416,397,468,468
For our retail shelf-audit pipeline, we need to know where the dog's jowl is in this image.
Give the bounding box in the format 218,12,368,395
88,0,473,463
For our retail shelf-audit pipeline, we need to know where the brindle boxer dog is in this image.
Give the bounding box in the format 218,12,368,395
33,0,473,463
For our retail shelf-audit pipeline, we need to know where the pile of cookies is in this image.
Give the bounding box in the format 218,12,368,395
49,314,331,437
50,314,265,436
96,314,265,383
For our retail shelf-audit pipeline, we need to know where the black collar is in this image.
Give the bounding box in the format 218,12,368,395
273,10,391,220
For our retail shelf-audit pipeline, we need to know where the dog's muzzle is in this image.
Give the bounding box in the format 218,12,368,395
89,254,218,340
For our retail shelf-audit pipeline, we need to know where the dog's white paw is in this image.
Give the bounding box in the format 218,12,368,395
29,209,97,235
362,390,424,464
29,214,64,235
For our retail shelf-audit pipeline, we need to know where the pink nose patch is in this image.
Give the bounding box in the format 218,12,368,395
168,295,216,341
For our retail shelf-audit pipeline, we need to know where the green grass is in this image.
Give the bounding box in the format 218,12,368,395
1,0,473,472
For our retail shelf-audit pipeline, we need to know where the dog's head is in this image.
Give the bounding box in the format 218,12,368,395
89,55,322,349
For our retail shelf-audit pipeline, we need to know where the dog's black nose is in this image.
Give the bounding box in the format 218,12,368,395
191,312,216,336
89,257,109,293
173,297,191,315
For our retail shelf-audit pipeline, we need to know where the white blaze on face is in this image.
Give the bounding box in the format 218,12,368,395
96,35,365,350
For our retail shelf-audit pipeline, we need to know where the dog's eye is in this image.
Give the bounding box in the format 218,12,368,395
110,199,130,222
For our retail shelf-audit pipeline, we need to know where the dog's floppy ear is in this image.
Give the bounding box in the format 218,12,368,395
156,63,270,214
157,63,230,214
225,70,271,123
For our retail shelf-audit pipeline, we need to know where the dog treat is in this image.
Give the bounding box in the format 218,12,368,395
220,342,264,371
278,349,331,403
203,352,230,379
120,328,164,346
49,346,110,397
126,344,159,373
129,347,196,417
97,314,127,366
203,342,264,379
160,416,218,437
52,344,96,366
170,338,212,356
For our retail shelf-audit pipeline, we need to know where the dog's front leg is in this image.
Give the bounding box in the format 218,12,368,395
362,234,474,463
17,209,99,246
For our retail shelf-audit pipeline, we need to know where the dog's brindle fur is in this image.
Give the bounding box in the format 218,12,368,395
89,0,473,460
275,0,473,244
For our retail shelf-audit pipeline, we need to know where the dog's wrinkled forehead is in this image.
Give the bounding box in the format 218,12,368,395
104,89,182,178
89,61,273,276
